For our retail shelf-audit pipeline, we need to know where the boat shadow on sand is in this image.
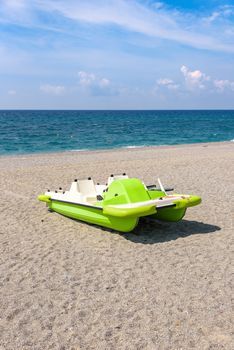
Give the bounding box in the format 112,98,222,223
66,215,221,244
113,219,221,244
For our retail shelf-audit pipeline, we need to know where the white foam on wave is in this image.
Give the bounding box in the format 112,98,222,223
69,149,89,152
124,145,146,149
230,139,234,142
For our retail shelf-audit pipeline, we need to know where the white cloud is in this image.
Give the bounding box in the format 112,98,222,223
157,78,174,85
78,71,110,88
78,71,111,89
157,65,234,94
181,65,210,90
40,84,65,95
203,5,234,23
180,65,234,93
157,78,179,90
99,78,110,88
78,71,96,86
204,12,220,23
213,79,234,92
24,0,234,53
0,1,234,53
78,71,113,95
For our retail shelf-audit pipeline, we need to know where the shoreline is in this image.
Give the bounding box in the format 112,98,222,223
0,140,233,159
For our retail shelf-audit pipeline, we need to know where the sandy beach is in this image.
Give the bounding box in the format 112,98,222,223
0,142,233,350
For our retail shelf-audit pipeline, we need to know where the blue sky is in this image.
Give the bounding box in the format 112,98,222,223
0,0,234,109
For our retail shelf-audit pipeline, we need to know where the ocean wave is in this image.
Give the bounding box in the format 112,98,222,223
1,110,234,155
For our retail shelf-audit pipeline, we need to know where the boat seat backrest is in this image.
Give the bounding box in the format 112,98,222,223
108,174,128,185
77,179,96,196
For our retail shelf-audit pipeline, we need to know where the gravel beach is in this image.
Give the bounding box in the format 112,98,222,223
0,142,233,350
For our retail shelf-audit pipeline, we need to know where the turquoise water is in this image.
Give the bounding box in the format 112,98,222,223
0,110,233,155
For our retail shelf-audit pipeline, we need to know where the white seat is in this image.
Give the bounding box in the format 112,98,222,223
77,179,97,197
108,174,128,185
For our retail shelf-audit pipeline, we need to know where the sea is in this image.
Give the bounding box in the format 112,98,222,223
0,110,234,155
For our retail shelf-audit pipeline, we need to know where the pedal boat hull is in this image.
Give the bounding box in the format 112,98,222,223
38,178,201,232
38,195,154,232
148,190,201,222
